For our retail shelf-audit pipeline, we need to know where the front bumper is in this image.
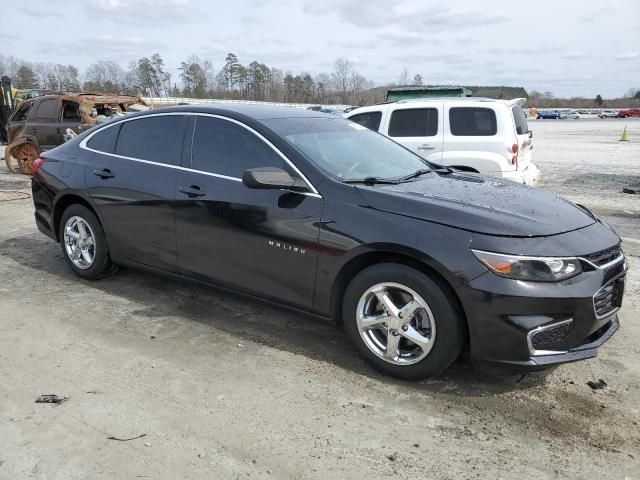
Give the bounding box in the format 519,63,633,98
456,250,626,372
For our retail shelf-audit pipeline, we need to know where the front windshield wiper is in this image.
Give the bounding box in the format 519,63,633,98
342,176,400,185
398,168,434,182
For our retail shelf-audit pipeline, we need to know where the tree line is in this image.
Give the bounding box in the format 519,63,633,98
0,53,378,106
1,53,638,107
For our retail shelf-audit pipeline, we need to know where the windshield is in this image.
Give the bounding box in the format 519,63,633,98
264,117,430,181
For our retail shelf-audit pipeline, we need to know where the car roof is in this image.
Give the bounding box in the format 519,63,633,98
122,103,332,120
348,97,512,115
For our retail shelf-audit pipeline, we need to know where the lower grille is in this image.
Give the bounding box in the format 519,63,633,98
530,321,572,351
593,277,624,318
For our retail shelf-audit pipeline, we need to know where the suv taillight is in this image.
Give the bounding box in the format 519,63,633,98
511,144,518,168
32,157,45,175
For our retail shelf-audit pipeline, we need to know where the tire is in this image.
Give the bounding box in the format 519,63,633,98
342,263,466,380
59,204,116,280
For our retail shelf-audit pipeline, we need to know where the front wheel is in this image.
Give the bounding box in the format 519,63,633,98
342,263,466,380
59,204,116,280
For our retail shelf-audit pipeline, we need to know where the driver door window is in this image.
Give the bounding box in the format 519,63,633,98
190,116,288,177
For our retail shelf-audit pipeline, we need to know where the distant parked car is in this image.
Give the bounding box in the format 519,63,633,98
599,110,619,118
617,108,640,118
537,110,559,119
563,111,580,119
577,110,590,115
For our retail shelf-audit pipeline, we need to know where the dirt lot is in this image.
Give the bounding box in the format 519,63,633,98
0,118,639,480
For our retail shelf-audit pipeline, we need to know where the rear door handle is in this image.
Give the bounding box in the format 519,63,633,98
93,168,114,179
418,144,436,150
179,185,206,197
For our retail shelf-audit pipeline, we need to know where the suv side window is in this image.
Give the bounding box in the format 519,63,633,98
62,101,82,123
33,99,61,122
388,108,438,137
191,116,286,178
449,107,497,136
11,103,31,122
115,115,188,166
87,124,121,154
349,111,382,131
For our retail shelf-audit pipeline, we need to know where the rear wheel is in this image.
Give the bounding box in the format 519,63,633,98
59,204,116,280
343,263,465,380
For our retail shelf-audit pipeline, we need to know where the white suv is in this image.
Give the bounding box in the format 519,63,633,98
346,98,540,185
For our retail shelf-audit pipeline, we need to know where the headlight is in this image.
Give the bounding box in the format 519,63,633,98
472,250,582,282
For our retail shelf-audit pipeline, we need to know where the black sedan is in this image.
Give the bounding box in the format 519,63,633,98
31,105,627,379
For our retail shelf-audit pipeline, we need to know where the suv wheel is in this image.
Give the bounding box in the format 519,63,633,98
343,263,465,380
59,204,116,280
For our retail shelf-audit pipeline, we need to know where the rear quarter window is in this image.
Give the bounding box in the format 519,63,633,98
388,108,438,137
511,106,528,135
348,111,382,131
449,107,497,136
87,124,121,154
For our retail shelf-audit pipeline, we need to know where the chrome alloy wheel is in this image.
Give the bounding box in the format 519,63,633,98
356,282,436,365
63,216,96,270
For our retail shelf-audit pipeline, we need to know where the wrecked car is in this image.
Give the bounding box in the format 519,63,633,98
4,93,147,174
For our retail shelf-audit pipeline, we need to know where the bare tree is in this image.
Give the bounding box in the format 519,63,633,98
397,68,410,86
332,57,353,103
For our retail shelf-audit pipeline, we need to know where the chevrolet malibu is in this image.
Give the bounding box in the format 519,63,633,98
31,105,627,379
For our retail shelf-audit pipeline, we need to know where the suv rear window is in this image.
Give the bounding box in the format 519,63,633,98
115,115,188,166
449,108,497,136
511,106,528,135
389,109,438,137
349,111,382,131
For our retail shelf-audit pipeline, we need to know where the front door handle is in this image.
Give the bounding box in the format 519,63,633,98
418,144,436,150
179,185,206,197
93,168,114,179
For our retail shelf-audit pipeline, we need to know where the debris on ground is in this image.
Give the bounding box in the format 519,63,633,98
622,187,638,194
106,433,147,442
35,394,68,404
587,379,608,390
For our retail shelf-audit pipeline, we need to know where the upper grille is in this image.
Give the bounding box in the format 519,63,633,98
584,245,623,267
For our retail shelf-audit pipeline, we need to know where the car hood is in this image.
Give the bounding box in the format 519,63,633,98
356,172,596,237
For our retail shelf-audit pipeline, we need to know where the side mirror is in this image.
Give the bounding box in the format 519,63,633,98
242,167,304,191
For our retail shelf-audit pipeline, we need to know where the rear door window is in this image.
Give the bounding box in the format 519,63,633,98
115,115,188,166
449,108,497,136
511,106,528,135
191,116,286,178
33,99,61,122
349,111,382,131
389,108,438,137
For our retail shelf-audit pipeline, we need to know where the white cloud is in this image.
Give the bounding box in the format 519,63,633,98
615,52,639,60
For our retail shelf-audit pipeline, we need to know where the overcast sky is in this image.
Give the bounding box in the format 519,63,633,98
5,0,640,97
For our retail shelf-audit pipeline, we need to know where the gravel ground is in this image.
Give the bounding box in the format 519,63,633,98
0,119,639,480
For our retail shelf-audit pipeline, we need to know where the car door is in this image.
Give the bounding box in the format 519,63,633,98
384,106,444,163
83,114,189,273
29,98,62,149
174,115,323,309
